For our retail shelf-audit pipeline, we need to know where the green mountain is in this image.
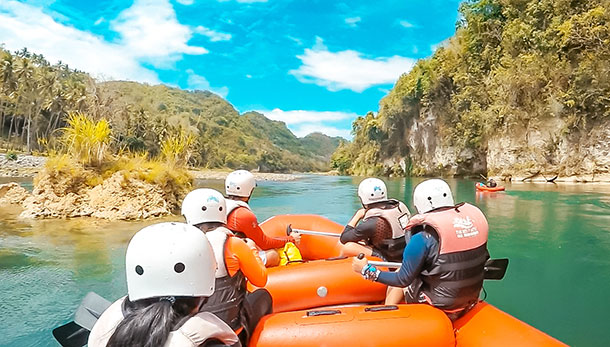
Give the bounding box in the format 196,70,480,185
332,0,610,179
0,48,340,172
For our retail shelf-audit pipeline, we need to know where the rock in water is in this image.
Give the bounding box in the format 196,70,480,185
19,170,182,220
87,172,172,220
0,183,30,205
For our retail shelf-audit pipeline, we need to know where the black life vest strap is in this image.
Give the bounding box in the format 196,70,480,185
200,272,246,330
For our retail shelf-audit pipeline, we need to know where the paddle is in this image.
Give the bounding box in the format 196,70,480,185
360,255,509,280
52,292,112,347
483,258,509,280
286,224,341,238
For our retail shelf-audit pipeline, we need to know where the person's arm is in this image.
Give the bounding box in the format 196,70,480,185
340,216,377,244
354,232,436,287
226,237,268,287
228,208,293,250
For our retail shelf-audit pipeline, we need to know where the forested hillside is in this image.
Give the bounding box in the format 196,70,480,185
332,0,610,180
0,47,340,172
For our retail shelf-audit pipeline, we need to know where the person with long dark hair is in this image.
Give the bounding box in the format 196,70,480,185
88,222,240,347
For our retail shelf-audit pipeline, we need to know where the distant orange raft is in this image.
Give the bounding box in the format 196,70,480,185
476,182,506,192
248,215,388,313
250,302,567,347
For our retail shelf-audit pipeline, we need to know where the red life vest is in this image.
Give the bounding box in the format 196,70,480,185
410,203,489,311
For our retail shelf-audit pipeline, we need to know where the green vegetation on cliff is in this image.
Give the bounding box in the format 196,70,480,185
0,48,340,172
332,0,610,176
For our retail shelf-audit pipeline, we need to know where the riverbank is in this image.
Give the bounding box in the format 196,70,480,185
1,153,302,181
489,173,610,183
189,169,300,181
0,153,47,177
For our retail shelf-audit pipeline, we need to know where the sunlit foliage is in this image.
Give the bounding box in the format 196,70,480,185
333,0,610,176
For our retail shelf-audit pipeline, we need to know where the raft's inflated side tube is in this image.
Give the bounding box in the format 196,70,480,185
254,215,387,312
260,214,343,260
249,304,456,347
454,302,567,346
247,258,387,312
475,182,506,192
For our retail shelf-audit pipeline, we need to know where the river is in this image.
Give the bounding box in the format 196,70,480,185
1,175,609,346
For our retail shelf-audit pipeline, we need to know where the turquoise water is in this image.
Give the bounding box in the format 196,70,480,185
1,175,609,346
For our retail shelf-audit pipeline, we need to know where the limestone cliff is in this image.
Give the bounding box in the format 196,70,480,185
330,0,610,181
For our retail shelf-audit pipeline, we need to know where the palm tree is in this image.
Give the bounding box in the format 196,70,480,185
0,52,16,140
14,57,36,151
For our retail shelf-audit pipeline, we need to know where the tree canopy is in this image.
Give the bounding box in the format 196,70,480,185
332,0,610,176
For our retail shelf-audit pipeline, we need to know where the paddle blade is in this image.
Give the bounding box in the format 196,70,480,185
52,321,90,347
74,292,111,330
484,258,509,280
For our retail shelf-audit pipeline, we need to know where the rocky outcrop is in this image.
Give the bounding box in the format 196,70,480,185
375,112,609,181
487,117,610,182
20,170,182,220
0,182,29,205
381,111,486,177
87,172,173,220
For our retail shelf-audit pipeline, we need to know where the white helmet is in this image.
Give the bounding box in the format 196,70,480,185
125,222,216,301
182,188,227,225
225,170,256,198
358,178,388,206
413,179,455,214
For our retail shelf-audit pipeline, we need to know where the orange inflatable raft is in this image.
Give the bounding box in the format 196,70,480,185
250,302,566,347
476,182,506,192
248,215,388,312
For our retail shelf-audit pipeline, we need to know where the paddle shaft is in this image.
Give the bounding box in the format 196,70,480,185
292,228,341,238
368,260,402,268
365,258,509,280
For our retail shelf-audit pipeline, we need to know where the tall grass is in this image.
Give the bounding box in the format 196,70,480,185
60,112,111,167
43,112,193,198
160,131,194,167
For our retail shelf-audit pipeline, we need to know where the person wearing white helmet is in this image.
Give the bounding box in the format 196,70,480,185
339,177,411,262
182,188,270,345
224,170,300,267
353,179,490,320
88,222,240,347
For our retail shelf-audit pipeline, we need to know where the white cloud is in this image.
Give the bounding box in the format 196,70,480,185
186,69,229,98
218,0,267,2
94,17,105,25
258,108,355,139
431,39,449,53
111,0,207,66
345,16,361,27
0,0,208,82
263,108,356,125
290,37,416,92
176,0,194,4
195,26,232,42
292,124,351,139
286,35,303,46
0,1,159,83
399,20,415,28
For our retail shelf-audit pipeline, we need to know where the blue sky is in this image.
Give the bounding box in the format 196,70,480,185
0,0,461,138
